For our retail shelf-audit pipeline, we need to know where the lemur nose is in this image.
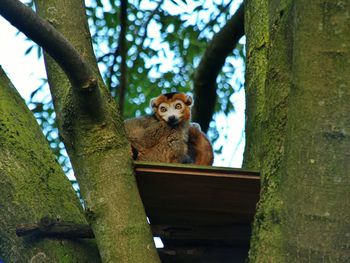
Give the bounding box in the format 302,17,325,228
168,115,176,122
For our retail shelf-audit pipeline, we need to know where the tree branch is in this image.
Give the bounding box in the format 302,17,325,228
0,0,97,91
118,0,128,116
192,4,244,133
102,0,162,104
106,45,120,91
16,217,94,239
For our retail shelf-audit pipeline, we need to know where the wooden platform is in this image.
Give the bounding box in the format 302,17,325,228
135,162,260,263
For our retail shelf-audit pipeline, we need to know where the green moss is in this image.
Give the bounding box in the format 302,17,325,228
244,0,294,261
0,67,101,261
33,0,161,260
246,0,350,261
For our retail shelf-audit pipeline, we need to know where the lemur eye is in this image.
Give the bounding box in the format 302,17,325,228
175,103,182,110
160,106,167,113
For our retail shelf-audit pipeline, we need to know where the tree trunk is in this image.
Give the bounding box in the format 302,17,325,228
244,0,350,262
34,0,160,262
244,0,290,261
0,67,100,262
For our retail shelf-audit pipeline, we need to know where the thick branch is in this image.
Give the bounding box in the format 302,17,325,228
0,67,100,261
16,217,94,239
192,4,244,133
0,0,97,91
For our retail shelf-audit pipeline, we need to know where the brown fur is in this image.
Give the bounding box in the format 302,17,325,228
124,115,190,163
188,124,214,165
124,92,213,165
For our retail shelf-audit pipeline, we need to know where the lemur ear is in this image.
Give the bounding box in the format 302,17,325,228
185,95,193,106
150,98,157,111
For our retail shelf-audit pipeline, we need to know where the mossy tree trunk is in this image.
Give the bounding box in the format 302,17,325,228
244,0,350,262
0,67,101,262
33,0,160,262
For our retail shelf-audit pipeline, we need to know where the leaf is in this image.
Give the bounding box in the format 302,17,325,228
24,46,33,56
30,87,41,99
96,0,103,7
169,0,179,6
37,46,42,59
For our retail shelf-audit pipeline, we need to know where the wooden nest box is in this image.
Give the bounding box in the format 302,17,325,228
135,162,260,263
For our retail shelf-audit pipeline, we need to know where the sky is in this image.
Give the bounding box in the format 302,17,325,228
0,18,46,102
0,0,245,168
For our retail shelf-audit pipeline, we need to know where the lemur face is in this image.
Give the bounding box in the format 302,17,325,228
150,92,193,127
157,99,186,126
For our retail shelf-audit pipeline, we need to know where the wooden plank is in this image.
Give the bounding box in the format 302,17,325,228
158,246,249,263
151,224,251,246
135,162,260,226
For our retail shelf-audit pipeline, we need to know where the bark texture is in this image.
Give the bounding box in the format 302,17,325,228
0,67,100,262
244,0,350,262
33,0,160,262
283,1,350,261
244,0,290,261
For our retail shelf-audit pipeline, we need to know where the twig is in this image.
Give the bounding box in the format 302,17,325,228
134,0,164,62
108,0,163,102
98,51,117,63
106,45,120,91
200,0,234,34
118,0,128,115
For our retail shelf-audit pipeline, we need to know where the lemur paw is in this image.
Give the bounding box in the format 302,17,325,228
191,122,202,131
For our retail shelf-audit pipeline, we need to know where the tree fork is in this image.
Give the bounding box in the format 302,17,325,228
32,0,161,261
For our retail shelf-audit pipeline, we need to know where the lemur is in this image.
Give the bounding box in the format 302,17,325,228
124,92,214,165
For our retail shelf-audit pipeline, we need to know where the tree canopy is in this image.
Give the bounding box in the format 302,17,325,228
21,0,245,170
